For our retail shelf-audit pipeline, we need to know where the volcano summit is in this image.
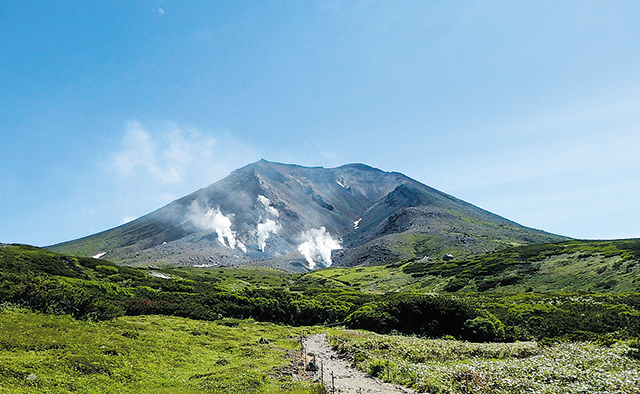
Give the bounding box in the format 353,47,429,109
50,160,564,271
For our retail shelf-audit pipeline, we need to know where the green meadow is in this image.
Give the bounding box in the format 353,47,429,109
0,305,324,394
2,240,640,392
328,330,640,393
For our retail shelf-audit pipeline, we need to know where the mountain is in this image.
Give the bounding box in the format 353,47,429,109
49,160,565,271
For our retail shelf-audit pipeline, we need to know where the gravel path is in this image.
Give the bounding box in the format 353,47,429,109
303,333,418,394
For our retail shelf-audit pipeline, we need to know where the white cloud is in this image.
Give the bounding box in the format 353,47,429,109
423,93,640,240
71,206,95,218
432,93,640,194
112,121,216,185
106,120,258,225
120,215,137,225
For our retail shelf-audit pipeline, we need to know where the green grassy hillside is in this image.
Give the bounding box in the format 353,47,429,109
3,242,640,392
0,306,322,393
402,238,640,293
3,242,640,342
304,239,640,294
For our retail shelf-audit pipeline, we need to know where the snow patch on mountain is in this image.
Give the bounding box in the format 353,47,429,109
257,195,279,217
150,271,171,279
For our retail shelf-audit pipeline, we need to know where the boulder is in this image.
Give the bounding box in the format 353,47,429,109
305,360,319,372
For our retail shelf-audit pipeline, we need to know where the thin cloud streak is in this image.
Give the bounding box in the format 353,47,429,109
104,120,259,228
438,93,640,192
111,121,216,185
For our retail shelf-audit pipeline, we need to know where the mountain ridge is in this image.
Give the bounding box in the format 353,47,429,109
49,160,566,270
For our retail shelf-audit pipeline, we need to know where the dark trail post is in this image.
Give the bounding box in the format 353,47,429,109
387,359,390,381
331,371,335,394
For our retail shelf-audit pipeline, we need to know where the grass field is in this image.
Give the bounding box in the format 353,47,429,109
3,241,640,392
328,330,640,394
3,303,640,393
304,239,640,294
0,305,324,394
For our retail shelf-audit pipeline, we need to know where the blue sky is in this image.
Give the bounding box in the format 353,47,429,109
2,1,640,246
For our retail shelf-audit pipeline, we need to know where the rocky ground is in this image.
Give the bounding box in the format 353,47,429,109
302,333,417,394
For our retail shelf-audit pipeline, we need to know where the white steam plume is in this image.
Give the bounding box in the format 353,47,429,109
297,227,341,269
255,219,280,252
257,195,279,217
188,203,240,250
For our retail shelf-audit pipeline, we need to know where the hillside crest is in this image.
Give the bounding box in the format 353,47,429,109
50,160,565,270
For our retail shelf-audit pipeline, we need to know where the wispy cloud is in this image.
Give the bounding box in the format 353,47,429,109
120,215,137,225
112,121,183,184
111,121,251,186
106,120,258,221
437,93,640,193
431,93,640,239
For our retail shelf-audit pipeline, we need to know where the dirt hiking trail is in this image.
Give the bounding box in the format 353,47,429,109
303,333,418,394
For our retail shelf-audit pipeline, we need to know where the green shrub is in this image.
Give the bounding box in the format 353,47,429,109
628,338,640,360
445,277,467,292
216,318,242,327
345,304,398,333
462,315,506,342
367,359,395,379
95,265,119,276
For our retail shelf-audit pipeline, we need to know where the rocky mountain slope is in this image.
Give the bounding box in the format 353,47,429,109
49,160,565,270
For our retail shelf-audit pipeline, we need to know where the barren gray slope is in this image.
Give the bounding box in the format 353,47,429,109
49,160,565,270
